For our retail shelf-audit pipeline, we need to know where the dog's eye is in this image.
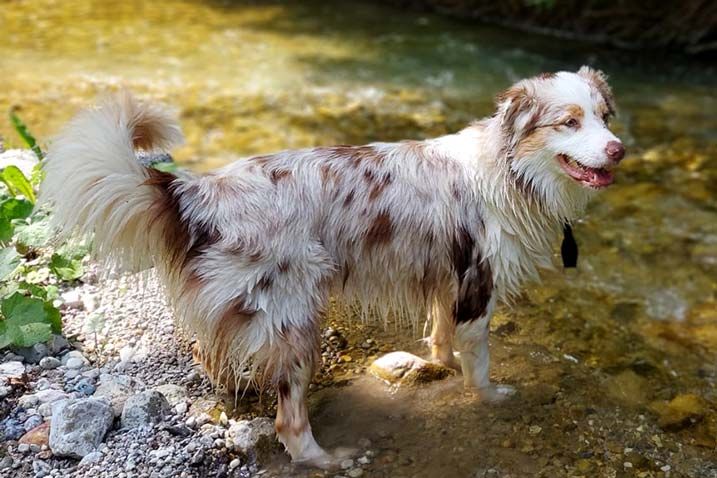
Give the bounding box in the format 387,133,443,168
565,118,579,128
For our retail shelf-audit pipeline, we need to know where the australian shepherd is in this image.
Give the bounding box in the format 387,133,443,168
40,66,624,468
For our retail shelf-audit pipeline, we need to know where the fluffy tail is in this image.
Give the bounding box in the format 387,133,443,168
40,92,186,273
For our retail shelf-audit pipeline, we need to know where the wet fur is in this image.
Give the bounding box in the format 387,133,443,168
40,67,621,466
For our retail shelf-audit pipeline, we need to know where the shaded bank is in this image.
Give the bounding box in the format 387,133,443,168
382,0,717,55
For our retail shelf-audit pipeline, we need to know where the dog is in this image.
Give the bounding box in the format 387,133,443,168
40,66,624,468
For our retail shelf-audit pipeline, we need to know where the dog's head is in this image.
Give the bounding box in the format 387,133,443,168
496,66,624,210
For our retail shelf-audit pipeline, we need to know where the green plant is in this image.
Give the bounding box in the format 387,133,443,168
0,113,89,350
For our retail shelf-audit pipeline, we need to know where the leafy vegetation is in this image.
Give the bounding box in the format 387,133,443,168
0,113,89,350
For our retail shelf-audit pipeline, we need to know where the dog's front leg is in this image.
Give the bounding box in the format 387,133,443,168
453,296,515,402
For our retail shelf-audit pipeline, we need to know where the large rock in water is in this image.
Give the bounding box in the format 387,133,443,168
121,390,170,429
49,398,114,458
369,351,453,385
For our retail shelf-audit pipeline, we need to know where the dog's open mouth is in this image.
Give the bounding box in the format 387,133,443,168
557,154,614,188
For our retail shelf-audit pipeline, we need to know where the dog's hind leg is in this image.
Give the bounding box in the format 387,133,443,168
428,293,461,371
453,296,516,402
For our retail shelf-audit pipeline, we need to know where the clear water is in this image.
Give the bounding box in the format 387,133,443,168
2,1,716,476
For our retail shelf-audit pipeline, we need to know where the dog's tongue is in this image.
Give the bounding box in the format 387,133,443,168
583,168,614,187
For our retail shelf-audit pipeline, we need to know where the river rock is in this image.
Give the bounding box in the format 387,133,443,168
39,356,61,370
49,398,114,458
369,351,453,385
15,343,48,364
121,390,170,429
226,417,279,462
94,374,145,417
604,370,650,407
19,421,50,448
651,394,707,431
0,361,26,382
153,384,188,407
61,351,88,367
47,335,70,355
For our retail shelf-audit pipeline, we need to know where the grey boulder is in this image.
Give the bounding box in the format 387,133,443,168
121,390,170,429
49,398,113,459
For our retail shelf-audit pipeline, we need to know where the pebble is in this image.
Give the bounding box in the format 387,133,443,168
39,357,61,370
65,357,85,370
229,458,241,470
79,451,103,467
340,459,354,469
18,443,31,453
347,469,363,478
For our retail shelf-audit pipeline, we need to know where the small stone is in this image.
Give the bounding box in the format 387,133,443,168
357,456,371,465
60,290,83,309
49,398,113,458
65,357,84,370
153,384,188,407
0,361,25,380
32,459,51,477
79,451,103,467
119,346,135,363
18,443,31,453
229,458,241,470
340,459,354,469
46,335,70,355
528,425,542,436
35,389,69,404
19,422,51,448
19,394,40,408
348,469,363,478
94,374,145,417
23,415,43,432
74,378,96,396
175,402,188,415
61,351,87,366
16,343,48,364
369,352,453,385
121,390,170,428
39,357,61,370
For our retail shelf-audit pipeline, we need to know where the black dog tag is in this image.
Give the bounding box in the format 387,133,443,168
561,223,578,268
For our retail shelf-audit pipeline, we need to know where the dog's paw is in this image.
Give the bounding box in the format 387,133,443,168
470,384,517,403
432,354,462,373
293,446,358,470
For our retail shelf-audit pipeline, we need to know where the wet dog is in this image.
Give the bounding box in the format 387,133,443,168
41,66,624,467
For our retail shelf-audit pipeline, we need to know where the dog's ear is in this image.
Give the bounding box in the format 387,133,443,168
577,66,616,115
495,84,540,157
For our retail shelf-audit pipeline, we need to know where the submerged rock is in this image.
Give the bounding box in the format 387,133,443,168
369,351,453,385
651,394,707,431
49,398,114,458
604,370,650,407
226,417,279,463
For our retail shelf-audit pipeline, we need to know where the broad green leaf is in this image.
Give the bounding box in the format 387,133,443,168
0,217,12,243
14,216,52,248
0,320,11,349
0,247,21,280
10,111,43,160
1,292,46,326
0,198,33,221
0,166,35,204
12,322,52,347
49,253,84,281
44,302,62,334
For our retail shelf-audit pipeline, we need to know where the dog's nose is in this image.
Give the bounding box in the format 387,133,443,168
605,141,625,163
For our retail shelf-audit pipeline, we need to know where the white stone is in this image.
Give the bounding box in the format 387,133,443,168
65,357,84,370
79,451,103,467
94,374,145,417
153,384,188,407
0,361,25,380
